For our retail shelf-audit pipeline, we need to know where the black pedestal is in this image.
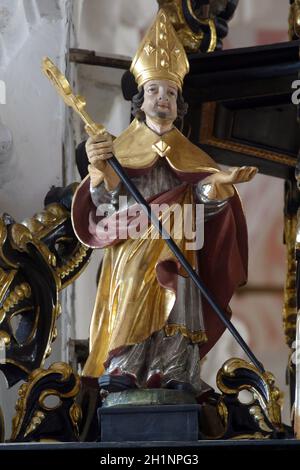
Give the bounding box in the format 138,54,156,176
98,404,201,442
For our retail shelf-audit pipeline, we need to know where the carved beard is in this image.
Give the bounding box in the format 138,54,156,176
157,111,167,119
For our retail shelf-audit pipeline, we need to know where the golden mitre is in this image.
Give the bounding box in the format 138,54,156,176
130,8,190,90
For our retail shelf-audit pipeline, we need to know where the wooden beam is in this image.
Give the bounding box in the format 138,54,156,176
69,48,131,70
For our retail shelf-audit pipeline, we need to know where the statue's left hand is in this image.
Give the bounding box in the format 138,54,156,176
202,166,258,200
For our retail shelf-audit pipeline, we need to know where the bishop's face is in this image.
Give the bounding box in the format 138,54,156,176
141,79,178,124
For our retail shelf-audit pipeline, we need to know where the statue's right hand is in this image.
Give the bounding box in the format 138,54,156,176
85,133,113,172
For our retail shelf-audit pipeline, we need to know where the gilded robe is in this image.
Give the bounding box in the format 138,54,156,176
72,119,248,379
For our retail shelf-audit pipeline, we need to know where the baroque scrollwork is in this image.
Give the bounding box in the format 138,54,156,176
157,0,239,52
289,0,300,40
0,184,92,387
206,358,285,439
11,362,81,442
283,214,298,348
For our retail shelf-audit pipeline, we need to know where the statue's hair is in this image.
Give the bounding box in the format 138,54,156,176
131,88,188,122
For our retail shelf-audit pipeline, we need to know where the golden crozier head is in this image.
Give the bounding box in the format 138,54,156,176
130,9,189,90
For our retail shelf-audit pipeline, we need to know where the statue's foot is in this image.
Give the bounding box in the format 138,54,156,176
146,372,162,389
164,379,196,395
98,373,138,393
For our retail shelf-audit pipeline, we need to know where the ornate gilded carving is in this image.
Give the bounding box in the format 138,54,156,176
152,139,171,157
289,0,300,40
11,362,81,442
0,283,31,324
164,323,207,342
0,218,18,269
231,433,269,440
69,402,82,429
55,244,89,285
23,411,45,438
157,0,215,52
212,358,283,439
0,330,11,345
156,0,239,52
0,268,16,300
283,215,298,347
0,184,92,387
249,405,273,433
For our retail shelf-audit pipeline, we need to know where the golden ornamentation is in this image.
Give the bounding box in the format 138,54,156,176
152,139,171,157
0,330,11,345
51,326,58,343
289,1,300,39
216,400,228,428
249,405,273,433
0,206,89,365
10,223,57,268
56,245,89,280
283,215,298,347
10,224,33,251
45,346,52,359
164,323,207,343
69,402,82,429
39,304,60,364
217,358,283,429
0,218,18,269
11,362,81,441
186,0,217,52
294,312,300,437
22,203,69,240
231,433,269,440
21,201,90,289
0,283,31,324
0,268,16,301
200,102,297,167
24,411,45,438
42,57,105,138
157,0,217,52
12,382,29,440
130,9,189,89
